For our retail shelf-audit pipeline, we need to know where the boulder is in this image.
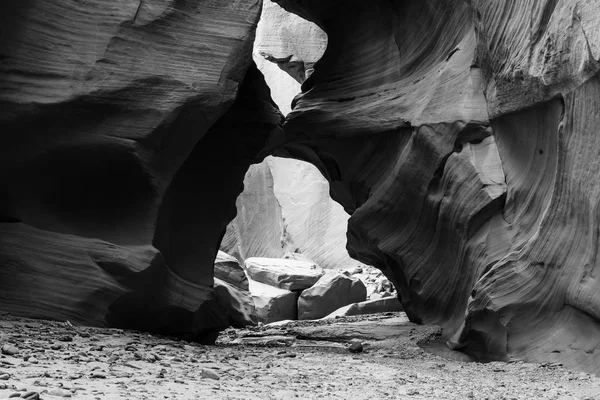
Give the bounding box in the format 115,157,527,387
213,278,257,328
214,251,249,291
245,257,324,291
298,273,367,320
324,298,403,319
248,279,298,324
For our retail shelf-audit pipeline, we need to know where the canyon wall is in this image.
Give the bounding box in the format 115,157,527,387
276,0,600,373
0,0,282,341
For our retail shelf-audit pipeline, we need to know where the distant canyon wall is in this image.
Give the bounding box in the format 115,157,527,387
223,5,355,270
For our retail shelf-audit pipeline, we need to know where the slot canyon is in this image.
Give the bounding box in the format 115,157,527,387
1,0,600,390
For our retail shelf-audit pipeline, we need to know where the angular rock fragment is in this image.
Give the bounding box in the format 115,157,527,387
248,279,298,324
245,257,325,291
298,273,367,320
214,251,249,291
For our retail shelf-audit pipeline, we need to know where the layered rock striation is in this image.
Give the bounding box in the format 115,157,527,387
0,0,282,341
276,0,600,373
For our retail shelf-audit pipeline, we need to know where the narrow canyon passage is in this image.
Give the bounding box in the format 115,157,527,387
1,2,600,394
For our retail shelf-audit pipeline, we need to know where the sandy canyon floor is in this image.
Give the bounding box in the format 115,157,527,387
0,311,598,400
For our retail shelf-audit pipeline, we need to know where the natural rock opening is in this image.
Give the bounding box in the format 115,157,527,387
1,0,600,383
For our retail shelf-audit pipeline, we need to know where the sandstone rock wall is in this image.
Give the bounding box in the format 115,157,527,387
0,0,282,341
276,0,600,373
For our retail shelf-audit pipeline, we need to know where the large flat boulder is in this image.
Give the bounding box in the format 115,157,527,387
298,273,367,320
245,257,324,291
248,279,298,324
324,298,403,319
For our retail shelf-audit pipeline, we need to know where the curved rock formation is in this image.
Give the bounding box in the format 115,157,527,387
276,0,600,373
0,0,282,341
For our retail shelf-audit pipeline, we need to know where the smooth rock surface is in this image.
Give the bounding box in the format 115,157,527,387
277,0,600,373
253,0,327,114
298,272,367,320
324,297,403,319
0,0,282,340
245,257,324,291
248,279,298,324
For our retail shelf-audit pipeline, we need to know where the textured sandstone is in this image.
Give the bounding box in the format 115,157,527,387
253,0,327,114
0,0,282,339
248,278,298,324
277,0,600,373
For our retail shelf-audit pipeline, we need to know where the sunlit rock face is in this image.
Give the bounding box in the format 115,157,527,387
276,0,600,373
253,0,327,115
222,156,362,270
223,4,352,270
0,0,282,341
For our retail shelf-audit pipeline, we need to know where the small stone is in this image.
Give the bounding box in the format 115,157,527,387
58,335,73,342
28,357,39,364
50,344,63,350
0,373,10,380
1,344,19,356
348,341,363,353
134,351,144,360
200,369,220,380
112,371,133,378
78,332,91,338
90,372,107,379
48,388,72,397
9,392,40,399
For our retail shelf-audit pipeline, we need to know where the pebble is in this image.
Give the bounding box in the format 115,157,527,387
47,388,72,397
8,392,40,399
348,341,363,353
58,335,73,342
0,373,10,380
50,344,63,350
200,369,220,380
90,372,107,379
1,344,19,356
